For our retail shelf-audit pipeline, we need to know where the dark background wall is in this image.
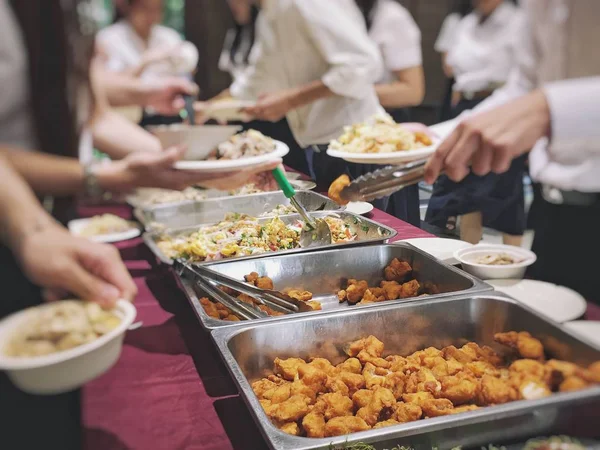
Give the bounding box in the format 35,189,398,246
185,0,454,125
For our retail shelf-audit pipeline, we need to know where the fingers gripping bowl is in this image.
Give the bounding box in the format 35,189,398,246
0,300,136,394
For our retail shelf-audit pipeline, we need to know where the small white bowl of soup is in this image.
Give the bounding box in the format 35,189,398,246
0,300,136,394
454,244,537,280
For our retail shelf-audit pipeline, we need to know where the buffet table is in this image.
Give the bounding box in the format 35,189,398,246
79,203,600,450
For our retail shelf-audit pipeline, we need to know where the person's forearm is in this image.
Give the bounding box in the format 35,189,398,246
375,82,424,109
92,110,161,158
0,154,57,251
288,80,333,110
99,70,151,107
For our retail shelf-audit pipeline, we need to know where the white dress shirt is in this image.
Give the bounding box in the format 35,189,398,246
368,0,422,84
230,0,383,147
96,21,182,79
446,1,524,93
434,13,461,54
447,0,600,192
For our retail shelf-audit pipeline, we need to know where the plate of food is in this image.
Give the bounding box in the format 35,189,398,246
68,214,141,243
327,114,440,165
173,129,289,172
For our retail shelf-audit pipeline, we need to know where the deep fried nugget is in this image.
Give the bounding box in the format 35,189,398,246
309,358,338,376
274,357,306,381
373,419,400,429
420,398,455,417
384,258,412,282
465,361,499,378
290,379,319,402
237,293,256,305
259,399,276,416
345,280,369,304
326,376,350,397
400,279,420,298
384,371,406,400
402,391,435,407
337,289,348,302
394,402,423,423
256,276,274,290
337,357,362,374
352,389,374,409
356,386,396,426
386,355,408,373
286,289,313,301
518,380,552,400
200,298,220,319
252,379,279,399
381,280,402,300
363,362,388,389
297,364,328,394
494,331,545,361
461,343,503,366
270,394,311,422
302,411,326,438
579,362,600,383
324,416,370,437
559,376,589,392
225,314,241,321
545,359,579,378
477,374,517,405
439,372,478,405
313,392,354,420
244,272,259,284
510,359,546,379
279,422,301,436
442,345,473,364
346,335,385,358
217,308,230,319
362,288,386,303
307,300,322,311
339,372,366,396
263,383,292,404
405,368,441,395
328,174,351,206
434,404,479,416
357,349,390,369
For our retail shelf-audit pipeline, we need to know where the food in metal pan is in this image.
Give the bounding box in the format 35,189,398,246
252,334,600,437
207,129,275,160
5,301,121,357
156,214,357,263
476,253,520,265
129,187,208,206
79,214,135,237
328,114,433,154
199,272,320,321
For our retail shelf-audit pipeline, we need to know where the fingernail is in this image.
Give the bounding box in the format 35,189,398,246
101,284,121,301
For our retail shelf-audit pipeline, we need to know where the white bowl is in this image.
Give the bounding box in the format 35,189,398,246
149,124,242,161
0,300,136,395
453,244,537,280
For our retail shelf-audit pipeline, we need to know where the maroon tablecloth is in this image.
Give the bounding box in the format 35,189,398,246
79,203,600,450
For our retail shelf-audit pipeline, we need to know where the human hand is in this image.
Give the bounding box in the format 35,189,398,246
243,90,297,122
15,224,137,308
142,77,199,115
424,89,551,183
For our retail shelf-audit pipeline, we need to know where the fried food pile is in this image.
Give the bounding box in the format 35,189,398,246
200,272,321,322
253,333,600,438
337,258,436,305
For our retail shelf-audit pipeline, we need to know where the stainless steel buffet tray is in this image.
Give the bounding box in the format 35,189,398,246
179,243,491,330
133,190,341,230
143,211,397,265
212,294,600,450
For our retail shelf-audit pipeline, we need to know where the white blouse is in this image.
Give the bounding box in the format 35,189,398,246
446,2,524,93
368,0,422,84
96,21,182,79
434,13,461,54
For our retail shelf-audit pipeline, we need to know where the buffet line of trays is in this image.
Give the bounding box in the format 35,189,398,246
132,189,600,450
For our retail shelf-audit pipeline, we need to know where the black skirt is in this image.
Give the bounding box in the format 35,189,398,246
425,98,526,235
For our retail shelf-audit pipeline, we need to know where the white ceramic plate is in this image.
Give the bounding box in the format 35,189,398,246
285,172,302,180
68,218,141,243
563,321,600,348
290,179,317,191
487,279,587,323
345,201,374,215
326,139,440,165
174,140,289,172
204,99,255,122
400,238,472,265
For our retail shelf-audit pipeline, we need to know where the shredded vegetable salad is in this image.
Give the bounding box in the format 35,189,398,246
156,214,357,262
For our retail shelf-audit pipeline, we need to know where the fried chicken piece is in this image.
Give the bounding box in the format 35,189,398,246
460,343,503,366
286,289,313,301
477,374,517,405
337,357,362,374
361,288,386,303
352,389,374,409
442,345,474,364
297,364,328,395
356,386,396,426
244,272,259,284
384,258,412,282
559,376,589,392
274,357,306,381
252,379,280,399
256,276,274,290
357,350,390,369
380,280,402,300
373,419,400,429
259,399,276,416
326,377,350,397
383,371,406,400
217,308,230,319
510,359,546,379
269,394,311,422
302,411,326,438
435,404,479,416
400,279,421,298
402,391,435,407
200,298,220,319
263,383,292,404
465,361,499,378
308,358,338,377
438,372,478,405
404,368,441,395
394,402,423,423
346,335,385,358
579,361,600,383
446,358,465,376
420,398,455,417
225,314,241,321
386,355,408,373
290,379,319,402
279,422,301,436
337,290,348,302
494,331,545,361
324,416,370,437
237,293,256,305
307,301,322,311
363,362,388,389
518,380,552,400
345,280,369,304
545,359,579,378
313,392,354,420
339,372,366,396
328,174,352,206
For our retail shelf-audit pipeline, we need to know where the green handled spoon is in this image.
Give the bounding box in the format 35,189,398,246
271,167,332,247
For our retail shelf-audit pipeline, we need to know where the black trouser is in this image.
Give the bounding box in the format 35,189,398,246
527,193,600,305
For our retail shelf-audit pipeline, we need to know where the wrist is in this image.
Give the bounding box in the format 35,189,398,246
532,89,552,138
5,211,59,257
95,161,136,193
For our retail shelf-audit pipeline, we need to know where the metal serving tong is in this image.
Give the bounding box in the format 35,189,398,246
174,260,314,317
339,157,431,203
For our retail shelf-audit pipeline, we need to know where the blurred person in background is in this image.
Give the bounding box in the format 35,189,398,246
353,0,424,226
435,0,473,122
425,0,600,304
199,0,383,190
425,0,526,245
97,0,199,126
